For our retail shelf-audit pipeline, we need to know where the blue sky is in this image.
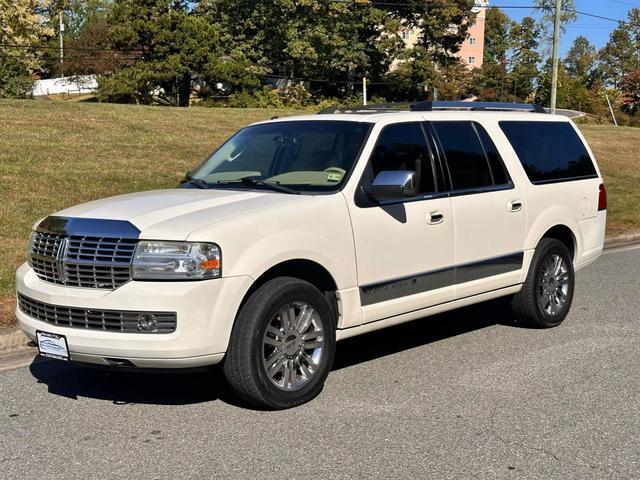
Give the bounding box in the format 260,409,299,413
494,0,638,54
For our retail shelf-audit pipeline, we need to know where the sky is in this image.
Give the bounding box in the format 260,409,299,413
492,0,638,55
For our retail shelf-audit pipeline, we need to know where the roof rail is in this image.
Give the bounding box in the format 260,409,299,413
410,101,546,113
317,101,547,115
317,103,410,114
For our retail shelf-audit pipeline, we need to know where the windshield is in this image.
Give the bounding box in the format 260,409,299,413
190,121,371,192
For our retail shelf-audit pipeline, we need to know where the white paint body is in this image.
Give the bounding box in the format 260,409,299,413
15,111,606,367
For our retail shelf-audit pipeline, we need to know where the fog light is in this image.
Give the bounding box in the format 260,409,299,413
137,313,159,332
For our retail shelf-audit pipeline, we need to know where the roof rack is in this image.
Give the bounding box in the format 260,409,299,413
317,101,547,115
410,101,546,113
317,103,410,114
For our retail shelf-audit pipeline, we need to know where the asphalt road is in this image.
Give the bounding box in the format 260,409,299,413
1,246,639,480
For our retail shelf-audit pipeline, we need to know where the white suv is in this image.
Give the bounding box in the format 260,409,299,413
16,101,606,409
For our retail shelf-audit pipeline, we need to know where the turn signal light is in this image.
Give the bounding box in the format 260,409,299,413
598,183,607,211
201,259,220,269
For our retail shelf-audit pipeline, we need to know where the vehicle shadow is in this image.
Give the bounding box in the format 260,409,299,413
28,298,520,407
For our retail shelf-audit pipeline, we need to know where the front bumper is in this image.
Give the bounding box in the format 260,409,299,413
15,263,253,368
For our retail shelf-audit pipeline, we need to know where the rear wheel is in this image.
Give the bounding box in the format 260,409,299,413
511,238,575,328
223,277,336,409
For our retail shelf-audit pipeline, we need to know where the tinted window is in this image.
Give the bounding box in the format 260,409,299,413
432,122,493,189
370,123,436,193
476,124,510,185
499,121,597,183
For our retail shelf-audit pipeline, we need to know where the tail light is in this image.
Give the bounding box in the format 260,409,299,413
598,183,607,211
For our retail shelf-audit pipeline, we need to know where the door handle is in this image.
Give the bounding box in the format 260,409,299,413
508,200,523,212
427,211,444,224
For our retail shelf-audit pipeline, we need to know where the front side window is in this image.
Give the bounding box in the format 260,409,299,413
499,121,597,184
369,122,436,194
191,121,371,192
432,121,493,190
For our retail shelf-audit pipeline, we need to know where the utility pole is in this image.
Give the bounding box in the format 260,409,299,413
550,0,562,114
59,11,64,75
362,77,367,106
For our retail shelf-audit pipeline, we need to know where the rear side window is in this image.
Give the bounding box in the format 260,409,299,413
475,124,510,185
432,122,493,189
499,121,597,184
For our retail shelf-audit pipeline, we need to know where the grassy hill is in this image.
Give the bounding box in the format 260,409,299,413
1,100,638,325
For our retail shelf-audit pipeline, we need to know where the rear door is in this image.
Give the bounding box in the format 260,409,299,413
428,121,526,299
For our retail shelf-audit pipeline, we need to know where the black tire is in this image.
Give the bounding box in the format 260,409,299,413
223,277,336,409
511,238,575,328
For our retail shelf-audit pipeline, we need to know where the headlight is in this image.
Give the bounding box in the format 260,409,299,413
132,241,221,280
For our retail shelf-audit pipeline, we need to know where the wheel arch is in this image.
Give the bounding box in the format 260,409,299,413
539,224,577,261
238,258,340,324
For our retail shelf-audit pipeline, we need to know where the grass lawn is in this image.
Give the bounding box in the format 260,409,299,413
1,100,639,326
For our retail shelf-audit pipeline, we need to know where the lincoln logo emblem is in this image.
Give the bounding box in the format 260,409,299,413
55,238,69,282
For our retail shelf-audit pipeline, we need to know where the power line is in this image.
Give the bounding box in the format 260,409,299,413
607,0,640,8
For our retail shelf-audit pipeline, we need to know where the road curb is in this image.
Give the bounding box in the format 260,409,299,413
604,232,640,250
0,327,29,355
0,327,33,371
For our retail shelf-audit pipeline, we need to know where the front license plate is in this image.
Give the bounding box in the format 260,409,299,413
36,331,70,361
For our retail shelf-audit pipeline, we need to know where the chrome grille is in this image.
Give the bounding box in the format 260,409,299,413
18,294,176,333
31,232,64,258
64,263,132,289
66,236,137,263
30,232,137,289
31,257,65,285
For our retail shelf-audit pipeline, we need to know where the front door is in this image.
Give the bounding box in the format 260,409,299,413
346,122,455,323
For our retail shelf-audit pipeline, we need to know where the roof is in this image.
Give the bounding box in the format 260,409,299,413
253,102,568,126
259,110,569,126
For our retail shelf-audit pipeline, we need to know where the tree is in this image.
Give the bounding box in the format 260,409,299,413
475,7,513,102
509,17,541,101
198,0,404,97
535,58,589,111
621,69,640,115
597,9,640,88
533,0,577,56
98,0,259,106
392,0,474,65
0,0,54,96
384,46,439,101
564,36,596,82
483,7,512,65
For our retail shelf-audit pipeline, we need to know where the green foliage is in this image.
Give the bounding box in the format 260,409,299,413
621,69,640,115
226,84,312,109
484,7,512,65
0,52,33,98
564,36,596,81
597,8,640,89
384,47,439,101
398,0,474,64
509,17,541,100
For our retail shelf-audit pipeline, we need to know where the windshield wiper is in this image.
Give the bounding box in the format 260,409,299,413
180,174,209,189
217,176,300,195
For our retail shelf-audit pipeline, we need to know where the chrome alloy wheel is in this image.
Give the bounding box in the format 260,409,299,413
262,301,325,391
538,253,570,316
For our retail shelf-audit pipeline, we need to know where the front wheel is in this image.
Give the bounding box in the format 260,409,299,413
223,277,336,409
511,238,575,328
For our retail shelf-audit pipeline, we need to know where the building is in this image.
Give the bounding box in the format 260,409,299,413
456,0,488,68
397,0,488,69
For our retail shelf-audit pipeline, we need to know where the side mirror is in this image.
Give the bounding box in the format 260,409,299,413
362,170,418,202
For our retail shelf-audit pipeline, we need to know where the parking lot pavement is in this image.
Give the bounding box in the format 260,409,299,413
1,246,639,479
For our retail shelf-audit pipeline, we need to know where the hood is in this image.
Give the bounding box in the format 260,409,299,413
54,188,301,240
